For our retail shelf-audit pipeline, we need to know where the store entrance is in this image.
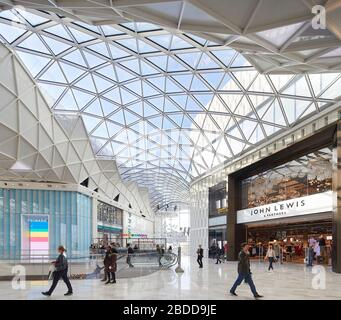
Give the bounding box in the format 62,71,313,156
246,219,332,265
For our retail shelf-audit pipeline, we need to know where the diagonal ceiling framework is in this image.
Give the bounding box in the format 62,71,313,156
0,6,340,210
0,0,340,74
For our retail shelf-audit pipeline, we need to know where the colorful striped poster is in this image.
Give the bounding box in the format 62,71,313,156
29,221,49,252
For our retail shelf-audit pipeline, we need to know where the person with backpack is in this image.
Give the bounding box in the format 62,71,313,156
230,243,263,299
42,245,73,296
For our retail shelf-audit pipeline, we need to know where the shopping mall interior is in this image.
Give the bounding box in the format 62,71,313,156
0,0,341,301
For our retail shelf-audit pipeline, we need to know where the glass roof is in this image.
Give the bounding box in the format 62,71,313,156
1,8,340,209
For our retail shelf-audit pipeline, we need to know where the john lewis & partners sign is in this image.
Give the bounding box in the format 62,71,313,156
237,191,332,224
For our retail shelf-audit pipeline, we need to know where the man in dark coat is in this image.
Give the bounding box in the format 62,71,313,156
230,243,263,299
197,245,204,268
42,245,73,296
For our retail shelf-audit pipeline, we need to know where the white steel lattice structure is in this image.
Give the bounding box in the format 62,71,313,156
0,42,154,218
0,6,340,210
0,0,340,73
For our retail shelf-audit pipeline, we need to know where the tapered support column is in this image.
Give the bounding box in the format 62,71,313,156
332,121,341,273
227,175,245,260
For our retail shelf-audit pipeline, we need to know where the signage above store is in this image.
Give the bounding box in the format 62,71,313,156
237,191,333,224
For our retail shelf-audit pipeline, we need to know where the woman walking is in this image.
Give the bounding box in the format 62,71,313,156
264,244,276,271
42,246,73,296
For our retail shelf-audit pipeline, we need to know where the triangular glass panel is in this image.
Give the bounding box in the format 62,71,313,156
69,27,95,43
308,73,339,97
39,62,66,83
262,99,286,126
124,110,140,125
164,99,180,112
170,35,192,50
55,90,78,110
137,39,158,53
200,72,224,89
41,35,71,55
249,74,273,93
190,75,209,91
269,74,293,92
148,116,163,128
93,74,114,92
281,98,311,124
263,123,281,136
88,42,110,58
142,81,159,96
176,52,201,68
120,59,140,74
83,51,106,68
83,115,102,132
124,80,142,96
232,70,257,90
108,44,130,59
115,66,135,82
96,65,117,81
146,55,168,71
62,49,87,67
16,51,50,77
234,96,255,117
101,98,117,116
193,94,214,108
163,117,176,129
101,25,123,36
45,25,73,41
38,83,66,107
116,38,138,52
143,103,159,117
140,61,158,75
167,56,187,72
283,76,311,97
248,124,265,144
0,23,27,43
218,73,239,90
186,96,206,112
172,74,193,90
72,89,94,109
18,33,50,54
320,76,341,99
197,53,220,69
120,88,137,104
103,87,121,104
127,101,143,115
84,99,103,116
106,121,122,137
166,78,182,93
147,34,172,49
298,103,316,119
167,113,183,126
109,109,125,123
92,122,109,138
212,49,236,67
231,53,252,67
74,74,96,92
60,61,85,83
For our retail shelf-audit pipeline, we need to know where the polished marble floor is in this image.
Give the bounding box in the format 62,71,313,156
0,257,340,300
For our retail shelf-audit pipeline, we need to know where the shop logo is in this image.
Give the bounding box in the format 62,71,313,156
311,265,326,290
249,199,305,217
11,265,26,290
312,5,326,30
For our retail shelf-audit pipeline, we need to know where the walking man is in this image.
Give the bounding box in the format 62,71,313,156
197,244,203,268
230,243,263,299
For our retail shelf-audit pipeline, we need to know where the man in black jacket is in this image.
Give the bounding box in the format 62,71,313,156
197,245,204,268
230,243,263,299
42,246,73,296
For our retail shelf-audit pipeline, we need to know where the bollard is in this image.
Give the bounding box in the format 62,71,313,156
175,246,184,273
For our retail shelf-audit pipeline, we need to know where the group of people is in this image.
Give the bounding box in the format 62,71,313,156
197,243,263,299
306,235,328,267
101,244,118,284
